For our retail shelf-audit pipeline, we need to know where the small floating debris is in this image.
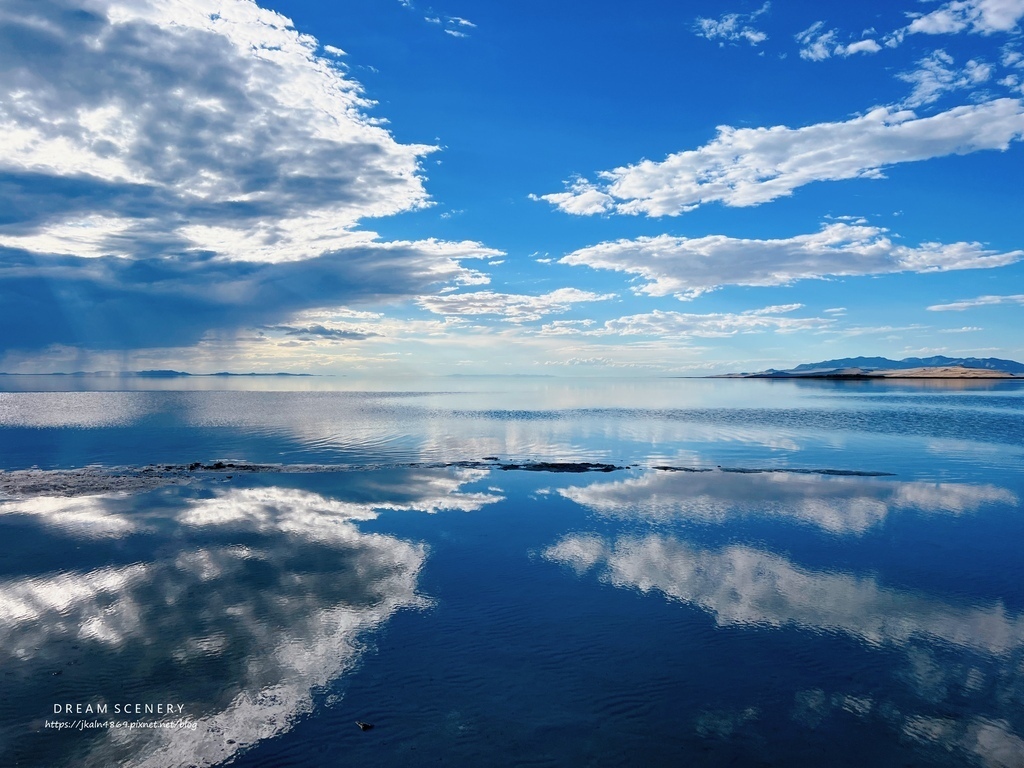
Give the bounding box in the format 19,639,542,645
356,721,374,731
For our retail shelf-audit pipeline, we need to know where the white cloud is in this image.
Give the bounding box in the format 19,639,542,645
549,356,616,366
322,44,347,56
535,319,598,335
796,22,881,60
840,38,883,56
539,305,827,339
694,2,770,46
907,0,1024,36
529,178,614,216
1000,73,1024,93
927,293,1024,310
898,50,993,107
418,287,615,322
0,0,439,263
410,7,476,37
559,222,1023,299
536,99,1024,216
825,323,927,338
796,22,838,60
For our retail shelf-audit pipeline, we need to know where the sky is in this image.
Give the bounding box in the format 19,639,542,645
1,0,1022,376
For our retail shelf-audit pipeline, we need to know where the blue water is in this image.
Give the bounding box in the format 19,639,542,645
1,377,1022,766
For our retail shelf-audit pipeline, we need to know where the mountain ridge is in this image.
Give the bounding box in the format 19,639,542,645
787,356,1024,374
715,355,1024,378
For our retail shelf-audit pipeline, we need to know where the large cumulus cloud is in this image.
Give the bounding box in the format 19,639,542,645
0,0,495,353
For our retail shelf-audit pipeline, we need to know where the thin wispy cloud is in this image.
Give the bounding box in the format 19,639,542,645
796,22,882,61
927,294,1024,310
418,288,615,322
559,223,1023,299
405,2,476,37
536,99,1024,216
539,306,827,340
898,50,993,107
1003,44,1024,67
823,324,928,338
694,3,770,47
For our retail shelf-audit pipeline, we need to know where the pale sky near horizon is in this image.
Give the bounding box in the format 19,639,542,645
1,0,1022,375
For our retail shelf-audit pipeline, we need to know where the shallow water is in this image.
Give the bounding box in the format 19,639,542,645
1,377,1022,766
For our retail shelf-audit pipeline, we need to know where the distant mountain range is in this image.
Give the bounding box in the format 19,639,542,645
787,356,1024,374
720,356,1024,378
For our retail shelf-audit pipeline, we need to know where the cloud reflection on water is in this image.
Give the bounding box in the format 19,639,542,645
545,534,1024,653
559,470,1017,534
0,469,499,768
544,532,1024,766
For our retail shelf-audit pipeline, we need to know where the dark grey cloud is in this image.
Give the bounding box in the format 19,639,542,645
268,324,381,341
0,241,485,350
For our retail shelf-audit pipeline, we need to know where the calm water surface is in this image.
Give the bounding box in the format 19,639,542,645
1,376,1022,766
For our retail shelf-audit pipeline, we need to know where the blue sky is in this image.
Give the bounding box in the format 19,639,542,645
1,0,1022,375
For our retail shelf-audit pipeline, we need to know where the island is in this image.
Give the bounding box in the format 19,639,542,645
715,356,1024,379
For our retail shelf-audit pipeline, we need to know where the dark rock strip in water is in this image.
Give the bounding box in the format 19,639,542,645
0,465,196,497
437,460,622,473
0,460,628,497
182,459,626,473
1,461,897,498
653,466,895,476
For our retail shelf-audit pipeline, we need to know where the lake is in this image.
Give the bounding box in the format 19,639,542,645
1,376,1023,767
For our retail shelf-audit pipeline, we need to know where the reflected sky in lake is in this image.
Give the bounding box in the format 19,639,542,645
2,378,1024,766
1,377,1023,476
